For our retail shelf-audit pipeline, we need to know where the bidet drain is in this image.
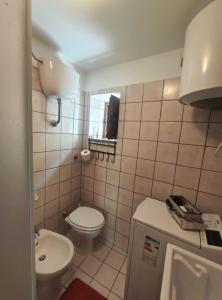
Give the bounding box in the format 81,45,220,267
39,254,46,261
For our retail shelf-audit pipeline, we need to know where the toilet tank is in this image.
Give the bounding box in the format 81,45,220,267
39,58,79,99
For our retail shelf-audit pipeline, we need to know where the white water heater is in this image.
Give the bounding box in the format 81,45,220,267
180,0,222,110
39,58,79,99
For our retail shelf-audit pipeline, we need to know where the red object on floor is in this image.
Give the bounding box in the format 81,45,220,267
60,278,107,300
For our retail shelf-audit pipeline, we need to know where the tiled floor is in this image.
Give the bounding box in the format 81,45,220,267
59,241,127,300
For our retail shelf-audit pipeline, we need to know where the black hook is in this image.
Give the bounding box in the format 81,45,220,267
96,152,100,160
111,155,115,164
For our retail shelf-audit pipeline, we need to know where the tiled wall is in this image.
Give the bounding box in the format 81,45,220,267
82,78,222,252
32,67,84,233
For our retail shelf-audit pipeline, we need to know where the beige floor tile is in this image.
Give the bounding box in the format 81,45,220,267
72,252,86,267
112,245,127,256
99,237,114,248
108,292,122,300
90,280,109,297
64,269,91,288
94,263,118,289
93,242,112,261
56,287,66,300
105,249,126,271
112,273,126,298
120,258,127,275
114,234,129,253
80,255,102,277
60,264,76,286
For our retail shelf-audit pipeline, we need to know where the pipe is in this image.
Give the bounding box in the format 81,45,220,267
32,52,43,64
50,98,61,127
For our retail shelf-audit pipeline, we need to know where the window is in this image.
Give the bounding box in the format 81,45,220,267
89,92,120,140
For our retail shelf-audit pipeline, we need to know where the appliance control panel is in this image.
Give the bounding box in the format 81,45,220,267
200,214,222,262
202,214,222,229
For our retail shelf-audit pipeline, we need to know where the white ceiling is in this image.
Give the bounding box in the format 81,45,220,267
32,0,213,71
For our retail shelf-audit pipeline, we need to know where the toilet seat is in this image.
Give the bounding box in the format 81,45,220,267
67,207,105,232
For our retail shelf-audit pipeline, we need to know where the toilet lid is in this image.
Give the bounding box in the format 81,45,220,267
68,207,105,230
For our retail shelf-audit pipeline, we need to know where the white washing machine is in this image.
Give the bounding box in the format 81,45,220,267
124,197,222,300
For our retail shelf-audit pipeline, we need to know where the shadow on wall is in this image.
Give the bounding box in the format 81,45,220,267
32,66,84,235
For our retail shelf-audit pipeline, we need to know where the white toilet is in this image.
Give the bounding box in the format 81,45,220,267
65,206,105,252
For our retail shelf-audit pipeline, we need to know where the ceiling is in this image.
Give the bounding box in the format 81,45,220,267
32,0,213,71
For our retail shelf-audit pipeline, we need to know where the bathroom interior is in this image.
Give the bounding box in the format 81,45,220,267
2,0,222,299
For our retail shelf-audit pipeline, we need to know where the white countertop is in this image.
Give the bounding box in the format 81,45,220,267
133,197,200,248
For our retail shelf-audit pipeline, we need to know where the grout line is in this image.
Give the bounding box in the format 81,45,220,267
80,151,222,178
121,85,144,251
195,111,212,206
121,119,215,123
83,179,222,203
92,249,126,297
43,94,47,229
131,85,144,200
111,87,127,249
36,170,222,210
171,103,185,196
150,82,164,197
33,137,220,154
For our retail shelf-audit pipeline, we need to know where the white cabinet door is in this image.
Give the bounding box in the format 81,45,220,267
160,244,222,300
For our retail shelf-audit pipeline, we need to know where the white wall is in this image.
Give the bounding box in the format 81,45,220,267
32,39,182,92
0,0,34,299
85,49,183,91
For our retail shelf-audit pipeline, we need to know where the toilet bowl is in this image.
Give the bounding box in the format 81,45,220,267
65,206,105,251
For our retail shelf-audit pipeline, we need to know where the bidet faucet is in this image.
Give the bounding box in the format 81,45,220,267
34,226,40,246
34,226,40,238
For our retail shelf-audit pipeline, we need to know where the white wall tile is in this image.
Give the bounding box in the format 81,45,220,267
32,90,46,113
46,151,60,169
46,167,60,186
33,152,45,172
33,133,45,152
46,134,60,151
61,134,72,150
32,112,46,132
